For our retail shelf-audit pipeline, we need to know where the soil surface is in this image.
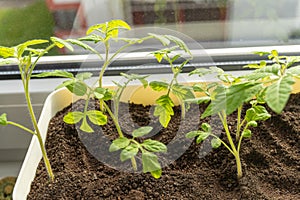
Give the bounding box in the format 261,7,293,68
27,94,300,199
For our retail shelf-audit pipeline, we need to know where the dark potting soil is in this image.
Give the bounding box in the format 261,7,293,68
27,94,300,200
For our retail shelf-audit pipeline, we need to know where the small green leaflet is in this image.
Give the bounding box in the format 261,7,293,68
189,67,224,77
150,81,169,91
0,113,8,126
66,82,87,96
132,126,153,138
51,37,74,51
142,152,162,178
17,39,48,58
120,144,139,162
120,73,149,88
148,33,170,46
142,139,167,153
32,70,74,78
154,95,174,128
265,75,295,114
245,105,271,122
211,138,222,149
164,35,192,56
66,39,103,59
287,65,300,77
186,123,211,144
171,84,194,100
185,96,211,104
0,46,15,58
94,88,113,100
109,137,131,152
75,72,93,81
242,129,252,138
86,110,107,126
63,112,84,124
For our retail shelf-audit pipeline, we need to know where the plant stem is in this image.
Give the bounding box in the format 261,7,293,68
7,121,36,135
218,111,243,180
103,102,123,138
235,152,243,180
236,105,242,141
131,157,137,171
24,82,54,181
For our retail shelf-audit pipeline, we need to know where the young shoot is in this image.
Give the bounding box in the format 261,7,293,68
0,38,78,181
109,126,167,179
149,35,194,127
186,50,300,180
186,66,269,180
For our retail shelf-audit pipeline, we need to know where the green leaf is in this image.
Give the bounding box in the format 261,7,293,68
32,70,74,78
247,121,257,127
154,95,174,128
86,110,107,126
185,96,211,104
132,126,153,138
80,117,94,133
196,132,210,144
192,83,206,92
120,144,139,162
287,65,300,77
154,53,163,63
164,35,192,55
148,33,170,46
211,138,222,149
109,137,131,152
0,46,15,58
149,81,169,91
120,73,149,88
185,126,210,144
55,79,75,90
245,105,271,122
186,131,201,139
142,139,167,153
254,51,270,56
66,82,87,96
142,152,161,174
189,67,224,77
0,113,8,126
201,123,211,132
202,82,263,118
75,72,93,81
150,169,162,179
265,75,295,114
86,23,106,35
171,84,194,100
94,88,113,100
63,112,84,124
79,34,104,43
245,64,281,81
242,129,252,138
16,39,48,57
51,37,74,51
66,39,103,59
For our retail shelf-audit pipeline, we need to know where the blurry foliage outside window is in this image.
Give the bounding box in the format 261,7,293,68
0,0,300,55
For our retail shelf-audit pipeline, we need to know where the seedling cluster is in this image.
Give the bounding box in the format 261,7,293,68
1,19,299,183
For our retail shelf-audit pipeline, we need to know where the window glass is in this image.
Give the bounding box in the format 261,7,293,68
1,0,300,53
